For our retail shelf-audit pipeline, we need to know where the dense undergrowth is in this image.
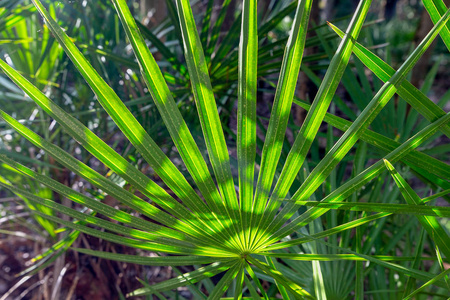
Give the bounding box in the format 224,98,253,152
0,0,449,299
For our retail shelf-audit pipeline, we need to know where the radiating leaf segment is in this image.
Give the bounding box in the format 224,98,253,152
0,0,449,298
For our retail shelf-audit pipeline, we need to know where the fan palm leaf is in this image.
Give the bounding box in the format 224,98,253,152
1,0,449,298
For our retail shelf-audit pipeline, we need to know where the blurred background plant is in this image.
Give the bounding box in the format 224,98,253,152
0,0,448,299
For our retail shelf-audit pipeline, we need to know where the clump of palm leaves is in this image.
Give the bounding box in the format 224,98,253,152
0,0,449,298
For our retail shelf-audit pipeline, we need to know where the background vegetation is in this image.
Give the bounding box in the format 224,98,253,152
0,0,449,299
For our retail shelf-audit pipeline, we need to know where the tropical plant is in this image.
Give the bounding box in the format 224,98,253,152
0,0,449,298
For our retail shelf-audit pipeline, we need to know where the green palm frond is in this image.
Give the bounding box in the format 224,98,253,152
0,0,449,298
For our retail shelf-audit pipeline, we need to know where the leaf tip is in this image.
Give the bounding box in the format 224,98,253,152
382,159,395,172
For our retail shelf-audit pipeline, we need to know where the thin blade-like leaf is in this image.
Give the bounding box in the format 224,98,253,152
207,262,243,299
250,0,314,247
0,109,225,246
403,268,450,300
279,200,450,217
328,22,450,139
111,0,237,247
30,0,226,244
304,238,449,289
260,253,442,262
0,155,201,243
260,7,450,246
253,0,372,249
129,262,235,296
293,97,450,180
205,0,232,58
261,111,450,247
0,181,212,254
174,0,241,245
265,212,389,250
403,229,426,296
247,256,313,299
234,266,245,300
422,0,450,51
384,159,450,259
238,0,257,249
265,256,290,300
73,249,227,266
